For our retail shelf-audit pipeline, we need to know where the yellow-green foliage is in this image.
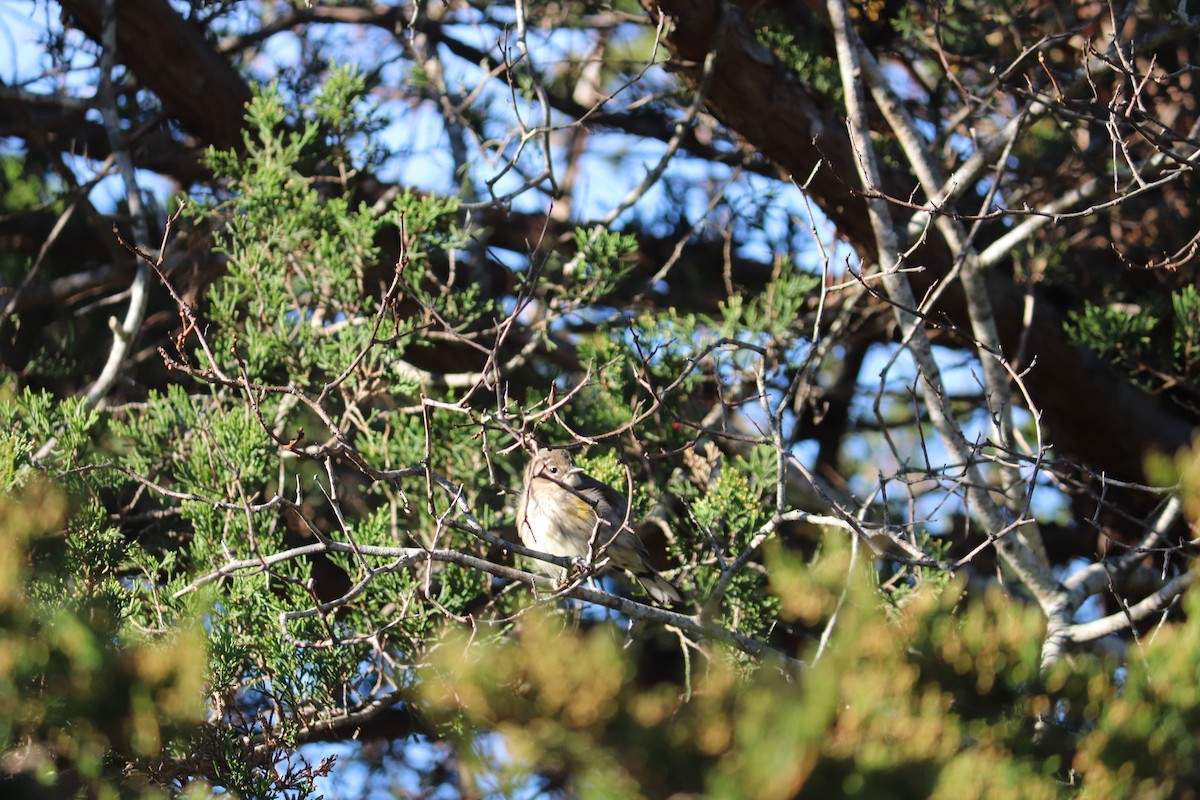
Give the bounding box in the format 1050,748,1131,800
1076,585,1200,799
419,542,1073,799
421,614,657,798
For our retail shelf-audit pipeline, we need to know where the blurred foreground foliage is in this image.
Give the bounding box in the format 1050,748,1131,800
0,480,205,799
419,520,1200,799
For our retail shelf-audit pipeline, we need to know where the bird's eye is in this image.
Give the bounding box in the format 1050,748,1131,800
548,466,558,474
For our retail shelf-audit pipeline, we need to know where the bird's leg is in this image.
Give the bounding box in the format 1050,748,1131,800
566,557,590,582
547,560,589,593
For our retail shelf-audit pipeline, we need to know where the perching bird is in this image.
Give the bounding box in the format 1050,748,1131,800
517,448,684,606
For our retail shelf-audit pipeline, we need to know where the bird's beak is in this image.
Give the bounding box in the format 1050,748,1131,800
567,467,584,476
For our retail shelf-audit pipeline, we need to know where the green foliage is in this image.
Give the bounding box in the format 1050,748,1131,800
1012,117,1073,168
200,86,383,382
4,16,1200,796
693,463,779,639
0,154,62,284
573,227,637,275
1064,301,1157,378
0,153,56,213
0,388,99,488
0,482,205,798
752,13,842,103
310,63,389,173
1065,287,1200,403
719,261,819,343
561,226,640,306
900,0,990,58
0,71,507,797
880,533,956,612
1171,284,1200,379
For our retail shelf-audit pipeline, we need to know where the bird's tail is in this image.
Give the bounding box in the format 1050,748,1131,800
635,571,685,606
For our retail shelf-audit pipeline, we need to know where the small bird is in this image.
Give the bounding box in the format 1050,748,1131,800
517,448,684,606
